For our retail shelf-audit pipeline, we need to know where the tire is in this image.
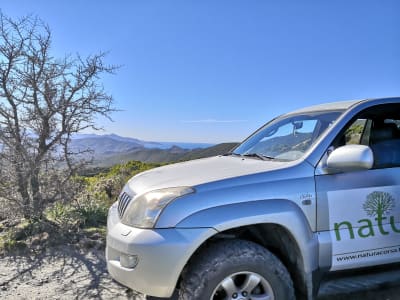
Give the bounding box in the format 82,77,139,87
178,239,295,300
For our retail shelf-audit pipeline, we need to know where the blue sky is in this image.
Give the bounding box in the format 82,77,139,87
2,0,400,143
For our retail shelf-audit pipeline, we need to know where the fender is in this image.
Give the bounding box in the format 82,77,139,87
176,199,319,297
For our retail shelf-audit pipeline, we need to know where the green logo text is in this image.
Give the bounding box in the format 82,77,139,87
334,191,399,241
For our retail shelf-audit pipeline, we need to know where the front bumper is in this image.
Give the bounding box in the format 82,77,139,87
106,203,217,298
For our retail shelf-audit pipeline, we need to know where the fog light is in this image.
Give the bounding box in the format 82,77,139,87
120,254,139,269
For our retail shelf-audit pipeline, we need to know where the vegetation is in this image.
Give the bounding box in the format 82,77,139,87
0,13,238,254
0,13,116,219
0,160,160,254
345,119,366,144
0,134,236,253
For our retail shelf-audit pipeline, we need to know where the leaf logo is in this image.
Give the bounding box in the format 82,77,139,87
363,191,395,217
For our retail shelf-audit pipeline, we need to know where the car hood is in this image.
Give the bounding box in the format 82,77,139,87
127,155,290,195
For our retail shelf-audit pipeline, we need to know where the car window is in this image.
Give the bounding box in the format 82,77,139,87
234,111,343,161
344,119,367,145
255,119,318,155
333,104,400,169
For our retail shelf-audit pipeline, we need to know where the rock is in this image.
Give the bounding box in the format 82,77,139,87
88,290,98,298
32,280,43,286
80,237,96,249
30,232,49,246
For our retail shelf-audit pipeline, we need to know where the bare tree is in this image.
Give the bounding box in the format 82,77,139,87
363,191,395,217
0,14,115,219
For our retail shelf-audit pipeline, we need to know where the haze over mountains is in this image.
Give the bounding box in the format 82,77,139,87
71,134,237,167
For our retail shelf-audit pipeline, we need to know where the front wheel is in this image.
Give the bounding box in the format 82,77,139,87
178,239,295,300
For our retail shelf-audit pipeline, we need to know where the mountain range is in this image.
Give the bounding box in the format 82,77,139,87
71,134,238,167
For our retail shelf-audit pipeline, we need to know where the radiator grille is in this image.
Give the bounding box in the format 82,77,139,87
118,192,133,218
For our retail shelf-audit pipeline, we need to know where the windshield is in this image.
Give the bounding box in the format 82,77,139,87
233,110,343,161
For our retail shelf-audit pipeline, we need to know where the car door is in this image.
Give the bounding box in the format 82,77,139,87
315,103,400,271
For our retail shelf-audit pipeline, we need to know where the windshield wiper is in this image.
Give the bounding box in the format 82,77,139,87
242,153,275,160
223,152,242,157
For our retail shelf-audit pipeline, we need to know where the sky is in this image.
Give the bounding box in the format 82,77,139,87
1,0,400,143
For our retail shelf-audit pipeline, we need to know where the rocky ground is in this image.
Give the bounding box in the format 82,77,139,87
0,242,399,300
0,244,137,300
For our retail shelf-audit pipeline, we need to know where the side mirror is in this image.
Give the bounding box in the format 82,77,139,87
326,144,374,173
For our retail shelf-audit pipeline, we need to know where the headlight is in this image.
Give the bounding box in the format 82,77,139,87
121,186,194,228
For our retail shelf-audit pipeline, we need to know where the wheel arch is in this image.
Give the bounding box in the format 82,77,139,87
176,199,318,299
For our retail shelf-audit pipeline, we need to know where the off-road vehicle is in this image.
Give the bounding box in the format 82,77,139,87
107,97,400,299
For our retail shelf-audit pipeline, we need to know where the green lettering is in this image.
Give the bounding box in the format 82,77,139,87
357,219,375,238
390,216,400,233
375,214,389,235
334,221,354,241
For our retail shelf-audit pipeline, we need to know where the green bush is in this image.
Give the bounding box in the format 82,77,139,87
46,202,76,227
0,232,27,252
1,160,161,253
74,198,108,227
46,161,161,229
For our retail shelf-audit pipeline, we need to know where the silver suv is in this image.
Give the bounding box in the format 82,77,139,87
107,98,400,299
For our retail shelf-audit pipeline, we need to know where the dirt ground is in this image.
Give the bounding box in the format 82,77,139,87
0,244,399,300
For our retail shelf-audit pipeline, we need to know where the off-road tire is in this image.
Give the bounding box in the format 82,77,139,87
178,239,295,300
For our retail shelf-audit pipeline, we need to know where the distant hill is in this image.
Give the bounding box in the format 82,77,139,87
180,143,239,161
93,148,188,166
71,136,145,154
91,143,239,167
70,133,237,167
71,133,213,154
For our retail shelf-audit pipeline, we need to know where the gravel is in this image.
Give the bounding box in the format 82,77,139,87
0,244,398,300
0,244,142,300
